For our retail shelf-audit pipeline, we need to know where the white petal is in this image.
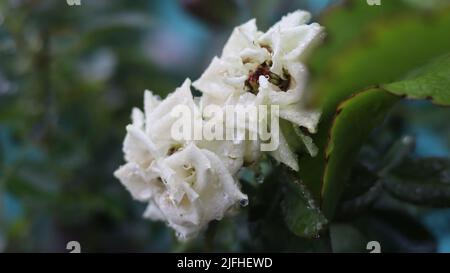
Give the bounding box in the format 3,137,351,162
153,192,202,239
143,201,165,221
147,79,193,123
196,140,245,174
193,57,246,101
268,10,312,31
114,162,158,201
294,126,319,157
222,19,261,58
279,106,321,134
283,23,324,61
147,79,203,144
202,147,248,202
123,125,160,167
268,62,308,105
131,107,145,129
144,90,161,132
152,159,187,204
270,130,299,171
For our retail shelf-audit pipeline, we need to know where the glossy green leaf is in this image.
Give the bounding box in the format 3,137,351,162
318,8,450,117
247,167,329,250
383,157,450,207
383,54,450,106
321,53,450,219
282,178,328,238
321,89,399,218
300,7,450,201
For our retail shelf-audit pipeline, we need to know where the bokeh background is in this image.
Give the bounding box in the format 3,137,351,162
0,0,449,252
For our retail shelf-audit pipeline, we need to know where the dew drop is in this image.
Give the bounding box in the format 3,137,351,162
239,198,249,207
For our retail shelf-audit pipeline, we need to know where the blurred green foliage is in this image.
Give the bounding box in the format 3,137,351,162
0,0,193,252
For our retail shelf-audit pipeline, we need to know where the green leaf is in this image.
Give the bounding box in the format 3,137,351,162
321,89,399,218
321,53,450,219
383,157,450,207
299,5,450,214
282,177,328,238
247,167,329,250
383,54,450,106
318,8,450,118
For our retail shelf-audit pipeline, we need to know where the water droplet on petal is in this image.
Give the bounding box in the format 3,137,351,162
239,198,249,207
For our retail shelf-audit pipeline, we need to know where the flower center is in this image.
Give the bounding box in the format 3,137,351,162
245,62,291,94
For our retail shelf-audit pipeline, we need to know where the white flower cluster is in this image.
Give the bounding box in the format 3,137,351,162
115,10,324,240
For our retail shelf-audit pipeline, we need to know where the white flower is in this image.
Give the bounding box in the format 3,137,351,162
193,10,324,171
115,142,248,239
114,79,248,239
115,10,325,240
142,143,247,239
143,79,199,151
114,79,196,203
